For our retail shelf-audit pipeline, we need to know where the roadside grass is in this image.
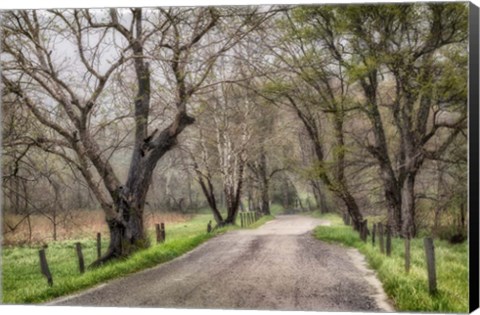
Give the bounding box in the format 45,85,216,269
270,204,287,216
248,215,275,229
312,212,468,313
2,213,229,304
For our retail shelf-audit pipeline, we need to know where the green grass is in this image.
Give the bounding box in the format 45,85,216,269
312,212,468,313
2,213,237,304
270,204,287,216
248,215,275,229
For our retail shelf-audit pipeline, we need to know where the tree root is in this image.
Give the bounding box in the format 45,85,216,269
88,250,122,269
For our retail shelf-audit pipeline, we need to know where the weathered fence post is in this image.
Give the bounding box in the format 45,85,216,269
207,220,212,233
161,222,166,242
378,223,385,254
424,237,437,294
39,248,53,286
360,221,365,241
75,242,85,274
405,238,411,273
96,233,101,259
372,224,376,246
386,227,392,256
156,223,162,243
359,220,368,242
363,220,370,242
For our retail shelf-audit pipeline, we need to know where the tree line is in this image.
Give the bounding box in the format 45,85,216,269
2,3,467,263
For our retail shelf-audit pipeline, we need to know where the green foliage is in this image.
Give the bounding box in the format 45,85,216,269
2,214,231,304
269,203,286,216
261,81,294,98
313,213,468,312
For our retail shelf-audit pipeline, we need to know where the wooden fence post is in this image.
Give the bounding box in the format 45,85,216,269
372,224,376,246
207,220,212,233
364,220,368,242
39,248,53,286
96,233,101,259
424,237,437,294
386,227,392,256
378,223,385,254
359,220,368,242
360,221,365,241
75,242,85,274
161,222,166,242
156,223,162,243
405,238,411,273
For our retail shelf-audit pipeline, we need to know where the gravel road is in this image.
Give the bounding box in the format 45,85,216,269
50,215,394,312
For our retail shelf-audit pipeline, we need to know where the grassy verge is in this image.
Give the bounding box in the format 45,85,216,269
2,213,232,304
270,203,291,216
312,213,468,313
248,215,275,229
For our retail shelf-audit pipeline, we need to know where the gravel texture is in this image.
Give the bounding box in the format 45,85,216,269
50,215,393,312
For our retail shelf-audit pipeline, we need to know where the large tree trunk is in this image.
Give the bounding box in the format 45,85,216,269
359,75,404,235
310,180,330,213
198,175,224,225
224,161,245,225
258,151,271,215
260,179,270,215
400,173,417,238
341,190,363,231
104,205,146,261
381,167,402,235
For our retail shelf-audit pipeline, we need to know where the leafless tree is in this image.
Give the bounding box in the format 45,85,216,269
1,7,275,263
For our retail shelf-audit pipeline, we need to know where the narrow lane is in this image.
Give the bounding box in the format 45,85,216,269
51,215,393,312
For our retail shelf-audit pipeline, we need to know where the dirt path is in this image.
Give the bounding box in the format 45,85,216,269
50,215,393,312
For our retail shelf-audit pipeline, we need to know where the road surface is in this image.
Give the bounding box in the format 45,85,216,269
50,215,393,312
